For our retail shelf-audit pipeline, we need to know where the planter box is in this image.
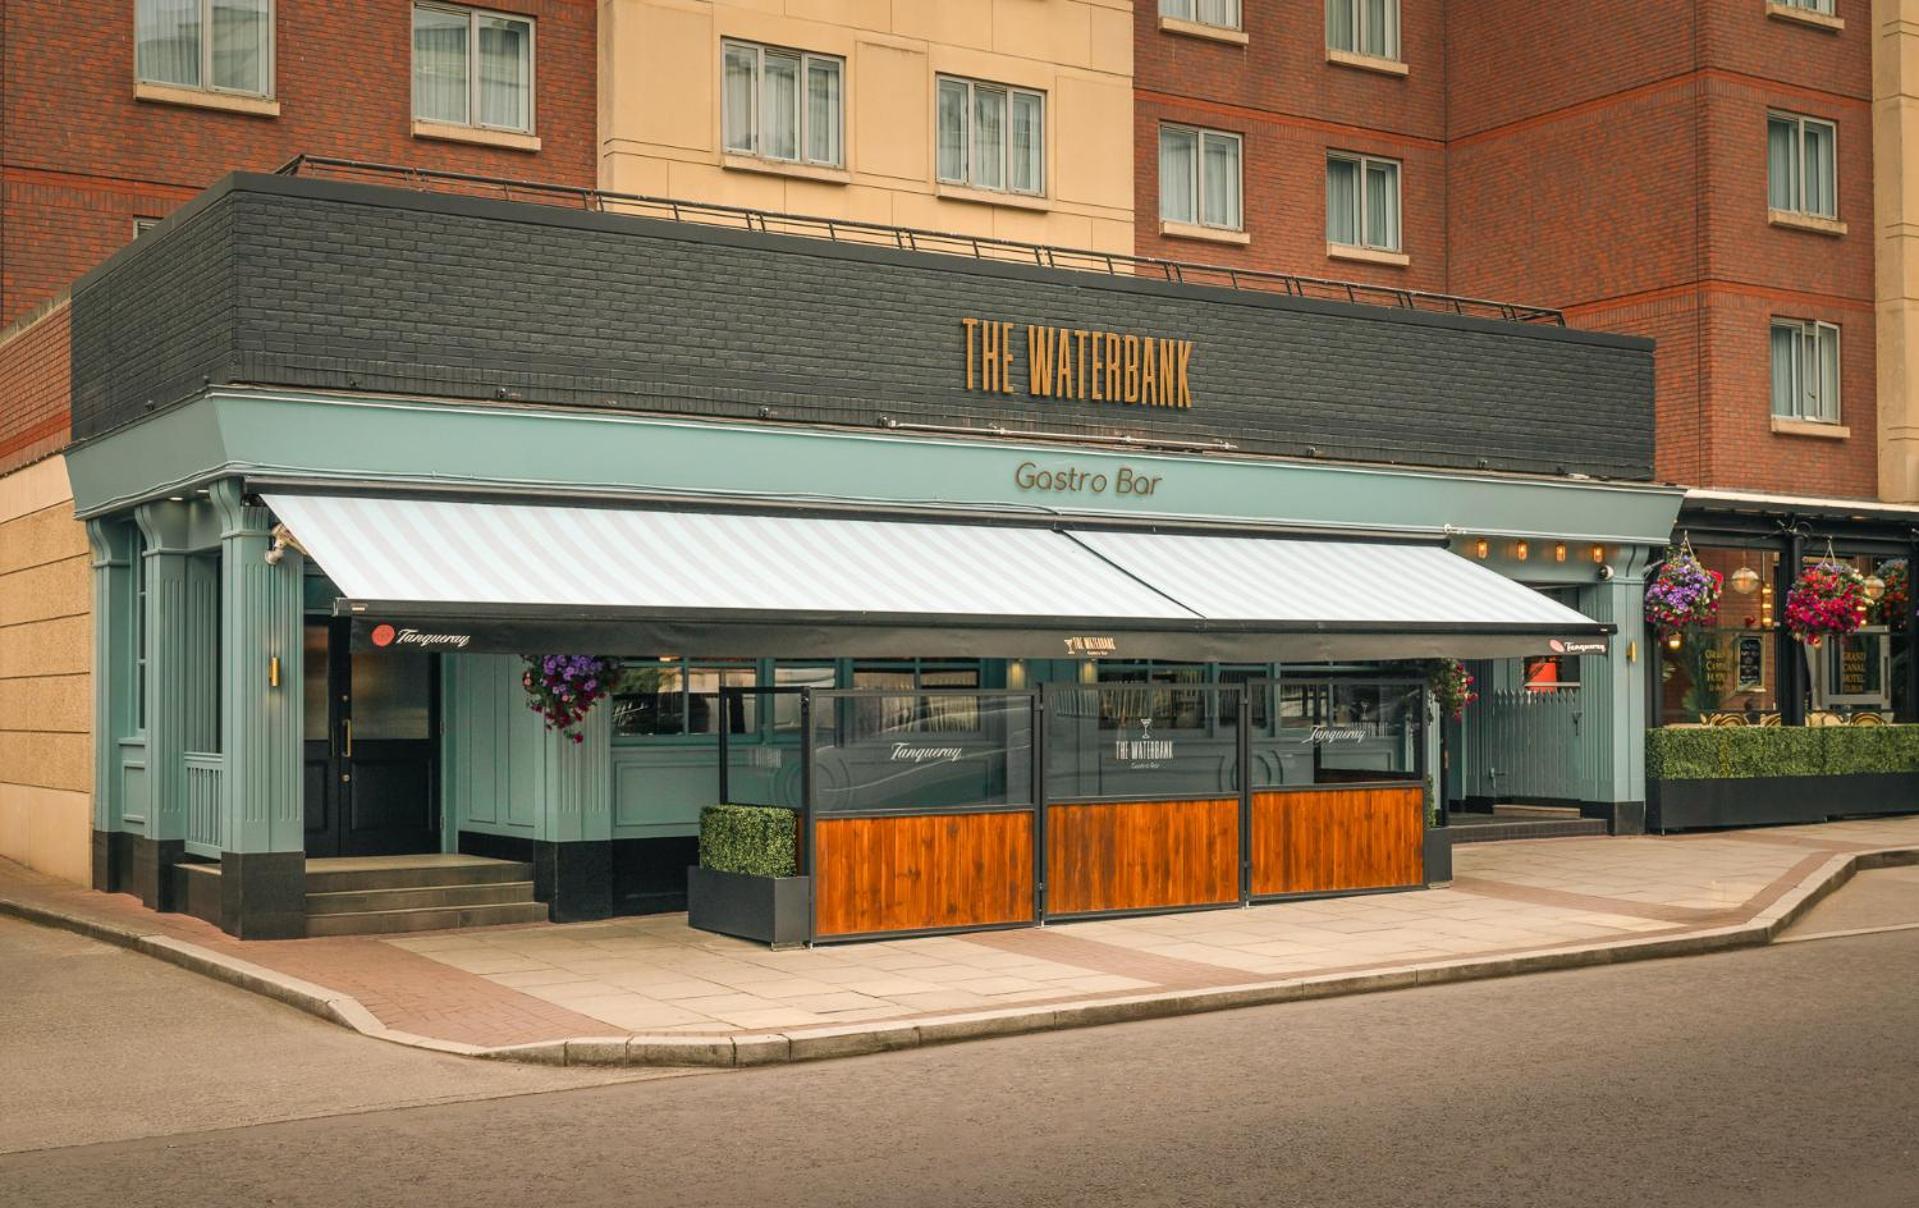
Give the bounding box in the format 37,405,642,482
1648,772,1919,833
1422,828,1453,886
686,865,811,949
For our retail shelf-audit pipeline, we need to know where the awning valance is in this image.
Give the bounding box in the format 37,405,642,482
266,493,1612,662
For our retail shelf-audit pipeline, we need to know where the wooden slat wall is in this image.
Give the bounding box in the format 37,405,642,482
1046,799,1240,916
1250,785,1424,897
813,811,1036,938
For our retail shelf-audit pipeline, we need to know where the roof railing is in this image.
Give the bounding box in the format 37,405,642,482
273,154,1566,326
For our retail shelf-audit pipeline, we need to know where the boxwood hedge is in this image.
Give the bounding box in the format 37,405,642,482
1648,725,1919,780
698,804,799,878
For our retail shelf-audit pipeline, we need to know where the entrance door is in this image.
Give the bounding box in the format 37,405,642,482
303,619,441,857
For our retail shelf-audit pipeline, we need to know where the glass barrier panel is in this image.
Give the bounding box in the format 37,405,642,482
807,691,1035,813
1252,680,1422,787
1044,684,1241,801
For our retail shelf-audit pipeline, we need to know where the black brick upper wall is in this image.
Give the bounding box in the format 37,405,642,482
71,173,1655,479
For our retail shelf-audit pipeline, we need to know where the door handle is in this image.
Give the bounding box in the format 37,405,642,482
343,718,353,759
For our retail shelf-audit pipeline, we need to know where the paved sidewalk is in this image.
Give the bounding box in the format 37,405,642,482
4,816,1917,1066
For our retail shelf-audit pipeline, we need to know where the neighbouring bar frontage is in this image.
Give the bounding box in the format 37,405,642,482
63,169,1681,939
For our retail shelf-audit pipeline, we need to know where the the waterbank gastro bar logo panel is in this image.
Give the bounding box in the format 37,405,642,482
962,317,1195,409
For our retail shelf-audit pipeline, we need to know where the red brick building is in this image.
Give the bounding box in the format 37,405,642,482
0,0,598,387
1137,0,1874,501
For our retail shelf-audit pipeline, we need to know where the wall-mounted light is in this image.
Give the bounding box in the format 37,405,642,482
1554,543,1567,563
1590,544,1607,565
1627,640,1638,664
269,656,281,689
1665,632,1683,652
1515,540,1530,562
1474,538,1490,560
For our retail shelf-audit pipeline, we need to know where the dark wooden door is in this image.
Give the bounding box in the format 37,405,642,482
303,619,440,857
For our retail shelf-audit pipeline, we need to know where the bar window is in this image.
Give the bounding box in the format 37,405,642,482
1768,112,1836,219
1095,663,1207,731
937,76,1045,196
611,659,756,737
1160,0,1241,30
1327,0,1400,60
723,40,843,167
851,661,982,735
413,3,534,134
136,0,273,96
1160,125,1243,231
1326,152,1401,251
1771,317,1841,423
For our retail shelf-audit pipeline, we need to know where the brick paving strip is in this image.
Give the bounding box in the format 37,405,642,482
4,815,1917,1068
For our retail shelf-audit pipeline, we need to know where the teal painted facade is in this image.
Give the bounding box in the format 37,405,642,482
73,389,1683,930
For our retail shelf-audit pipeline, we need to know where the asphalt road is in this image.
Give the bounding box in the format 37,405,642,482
4,869,1918,1208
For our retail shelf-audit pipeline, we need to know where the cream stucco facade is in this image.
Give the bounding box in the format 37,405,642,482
598,0,1136,253
1878,0,1919,501
0,455,92,885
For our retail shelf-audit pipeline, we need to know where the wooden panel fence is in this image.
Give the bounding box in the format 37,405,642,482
1045,798,1240,916
812,811,1036,938
1250,785,1424,897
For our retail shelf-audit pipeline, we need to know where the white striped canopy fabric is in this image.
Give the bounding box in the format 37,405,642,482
1065,529,1595,628
267,494,1596,638
264,495,1193,620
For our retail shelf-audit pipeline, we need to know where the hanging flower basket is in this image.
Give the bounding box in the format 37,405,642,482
522,655,622,744
1784,562,1868,648
1875,559,1910,630
1644,545,1723,639
1427,659,1478,721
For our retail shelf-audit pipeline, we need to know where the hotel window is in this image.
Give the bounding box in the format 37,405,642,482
1326,153,1401,252
1771,318,1841,424
1160,125,1243,231
1327,0,1399,60
1768,112,1837,219
132,218,162,239
722,41,843,167
937,76,1045,196
135,0,272,96
1159,0,1241,30
1775,0,1835,12
412,3,534,134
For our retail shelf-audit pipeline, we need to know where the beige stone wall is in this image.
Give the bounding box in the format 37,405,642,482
600,0,1135,253
0,456,91,884
1878,0,1919,501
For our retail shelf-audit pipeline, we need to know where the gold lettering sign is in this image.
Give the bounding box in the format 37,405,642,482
961,317,1194,409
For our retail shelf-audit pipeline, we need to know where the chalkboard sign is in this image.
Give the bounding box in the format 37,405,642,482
1735,635,1765,693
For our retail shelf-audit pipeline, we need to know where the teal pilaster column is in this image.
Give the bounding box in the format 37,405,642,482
131,500,193,908
85,519,135,890
211,480,306,938
540,702,614,921
1583,546,1653,833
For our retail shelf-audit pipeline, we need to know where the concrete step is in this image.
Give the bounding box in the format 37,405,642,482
305,880,537,916
304,856,535,895
1446,818,1609,844
304,900,549,938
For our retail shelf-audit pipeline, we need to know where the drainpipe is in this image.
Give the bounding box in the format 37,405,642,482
1777,528,1808,727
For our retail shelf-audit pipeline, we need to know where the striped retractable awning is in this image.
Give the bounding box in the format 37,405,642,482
1064,529,1593,629
265,493,1611,662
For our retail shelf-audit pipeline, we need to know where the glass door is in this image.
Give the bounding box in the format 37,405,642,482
303,619,440,857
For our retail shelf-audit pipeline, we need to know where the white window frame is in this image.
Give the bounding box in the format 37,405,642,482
1768,111,1837,219
936,75,1046,197
1777,0,1835,13
1159,0,1242,31
134,0,275,98
1326,152,1402,252
1159,124,1243,231
132,217,162,239
1328,0,1400,61
412,2,536,134
1771,317,1842,423
721,40,844,168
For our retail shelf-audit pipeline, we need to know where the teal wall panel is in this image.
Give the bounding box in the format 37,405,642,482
443,654,546,840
